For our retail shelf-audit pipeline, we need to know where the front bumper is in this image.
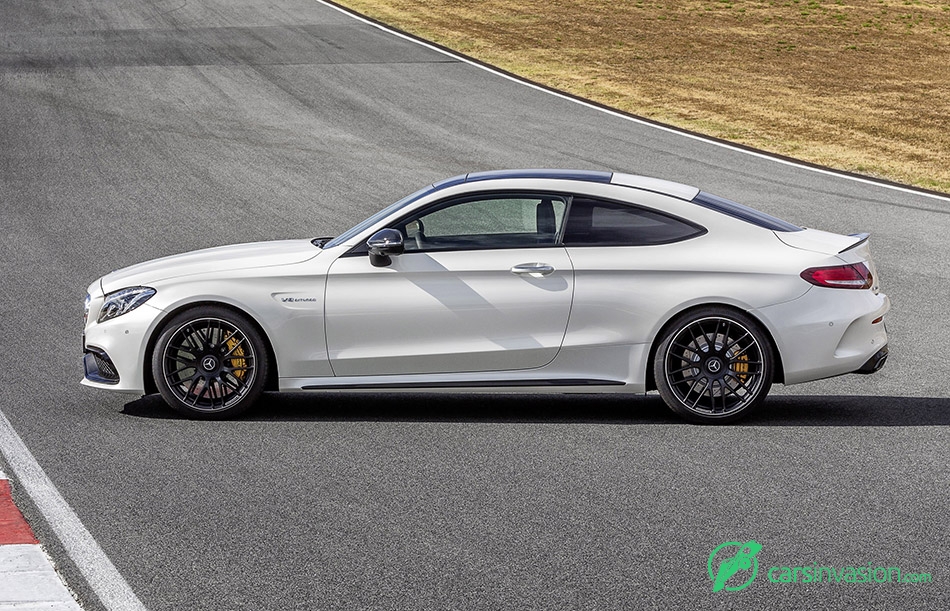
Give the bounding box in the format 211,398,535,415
81,300,165,393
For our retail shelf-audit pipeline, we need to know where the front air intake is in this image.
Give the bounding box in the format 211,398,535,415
83,349,120,384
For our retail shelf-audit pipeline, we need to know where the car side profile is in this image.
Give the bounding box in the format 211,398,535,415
82,169,889,423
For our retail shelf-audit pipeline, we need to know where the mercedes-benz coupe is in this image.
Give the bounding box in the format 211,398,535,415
82,170,889,423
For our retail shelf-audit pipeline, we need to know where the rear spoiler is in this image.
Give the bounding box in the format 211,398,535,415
840,233,870,254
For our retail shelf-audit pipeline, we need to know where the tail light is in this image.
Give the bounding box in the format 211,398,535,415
800,262,872,289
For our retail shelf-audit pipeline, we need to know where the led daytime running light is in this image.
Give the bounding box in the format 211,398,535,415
98,286,156,322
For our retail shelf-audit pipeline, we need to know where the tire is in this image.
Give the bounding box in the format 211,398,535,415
654,307,773,424
152,305,268,419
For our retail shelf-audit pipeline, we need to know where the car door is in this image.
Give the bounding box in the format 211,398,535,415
324,193,574,377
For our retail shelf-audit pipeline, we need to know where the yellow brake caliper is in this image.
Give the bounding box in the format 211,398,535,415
731,353,749,383
225,334,246,381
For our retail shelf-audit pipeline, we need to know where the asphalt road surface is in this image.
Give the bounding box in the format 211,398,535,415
1,1,948,609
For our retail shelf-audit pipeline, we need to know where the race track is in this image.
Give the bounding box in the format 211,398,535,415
1,1,948,609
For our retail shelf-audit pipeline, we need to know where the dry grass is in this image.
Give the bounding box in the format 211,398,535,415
335,0,950,192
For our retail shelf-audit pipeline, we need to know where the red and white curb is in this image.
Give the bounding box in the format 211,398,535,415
0,468,82,610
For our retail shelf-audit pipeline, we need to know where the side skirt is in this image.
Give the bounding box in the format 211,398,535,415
301,378,625,390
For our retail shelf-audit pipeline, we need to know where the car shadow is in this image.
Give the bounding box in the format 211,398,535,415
121,392,950,426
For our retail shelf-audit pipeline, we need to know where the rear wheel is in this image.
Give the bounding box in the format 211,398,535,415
654,307,773,424
152,306,268,418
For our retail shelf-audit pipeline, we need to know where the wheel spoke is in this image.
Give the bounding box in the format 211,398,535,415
183,376,200,398
220,373,241,393
165,365,194,381
725,373,755,396
211,378,225,408
705,320,718,350
224,371,247,396
721,320,733,353
731,359,763,366
672,340,699,356
722,380,744,400
183,324,202,351
694,321,709,351
669,364,700,376
689,379,711,409
678,374,702,386
191,379,209,406
202,320,214,348
725,331,752,354
729,341,757,360
719,380,730,412
222,337,247,358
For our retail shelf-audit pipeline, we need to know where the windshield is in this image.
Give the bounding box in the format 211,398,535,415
322,184,439,249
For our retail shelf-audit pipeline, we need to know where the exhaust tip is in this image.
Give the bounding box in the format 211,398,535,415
855,345,888,375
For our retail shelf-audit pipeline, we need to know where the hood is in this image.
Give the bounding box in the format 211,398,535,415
100,239,320,293
773,228,866,255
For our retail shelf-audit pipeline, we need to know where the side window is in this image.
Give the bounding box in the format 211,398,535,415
563,197,705,246
399,195,567,252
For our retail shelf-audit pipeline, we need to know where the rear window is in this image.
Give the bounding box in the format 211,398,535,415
692,191,802,232
563,198,706,246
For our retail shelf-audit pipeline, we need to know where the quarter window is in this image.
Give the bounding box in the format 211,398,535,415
563,197,705,246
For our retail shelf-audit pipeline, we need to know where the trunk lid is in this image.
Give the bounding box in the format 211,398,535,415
774,228,867,255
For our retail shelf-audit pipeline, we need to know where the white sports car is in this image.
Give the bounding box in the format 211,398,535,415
82,170,889,423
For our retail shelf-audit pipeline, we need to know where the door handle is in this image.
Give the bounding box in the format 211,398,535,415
510,263,555,277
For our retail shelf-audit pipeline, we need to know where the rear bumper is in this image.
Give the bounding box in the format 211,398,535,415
754,288,889,385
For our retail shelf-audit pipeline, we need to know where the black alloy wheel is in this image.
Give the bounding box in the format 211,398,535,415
152,306,268,418
654,307,774,424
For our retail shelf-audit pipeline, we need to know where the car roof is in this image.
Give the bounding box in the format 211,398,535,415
433,169,700,201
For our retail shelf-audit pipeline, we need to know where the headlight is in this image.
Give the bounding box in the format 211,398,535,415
97,287,156,323
84,293,91,324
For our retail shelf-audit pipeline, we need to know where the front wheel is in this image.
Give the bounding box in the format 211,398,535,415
152,306,269,418
654,308,774,424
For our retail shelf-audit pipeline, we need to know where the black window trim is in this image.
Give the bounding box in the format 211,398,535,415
342,190,708,257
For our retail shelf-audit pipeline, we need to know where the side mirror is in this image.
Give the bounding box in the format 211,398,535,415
367,228,404,267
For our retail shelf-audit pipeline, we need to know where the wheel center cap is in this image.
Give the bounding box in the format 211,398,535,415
200,355,219,372
706,357,723,374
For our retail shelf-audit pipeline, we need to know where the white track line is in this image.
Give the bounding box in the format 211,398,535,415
0,409,147,610
317,0,950,204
